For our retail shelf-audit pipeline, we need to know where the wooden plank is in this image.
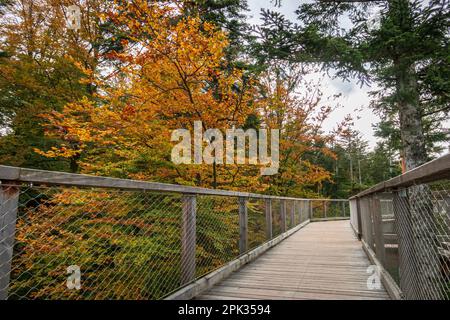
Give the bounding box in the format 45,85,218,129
0,183,19,300
197,220,390,300
181,194,196,284
0,165,347,202
219,278,387,293
207,285,387,300
196,294,255,300
213,282,388,297
311,217,350,222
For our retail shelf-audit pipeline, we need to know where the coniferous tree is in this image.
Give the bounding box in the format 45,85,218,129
255,0,449,170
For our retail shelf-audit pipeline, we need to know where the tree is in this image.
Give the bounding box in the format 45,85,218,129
366,141,402,184
0,0,108,171
280,0,447,297
255,0,449,170
256,62,339,197
183,0,251,64
36,0,257,188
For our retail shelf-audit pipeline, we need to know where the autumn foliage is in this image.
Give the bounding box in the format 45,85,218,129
1,0,343,300
36,1,257,187
31,0,337,194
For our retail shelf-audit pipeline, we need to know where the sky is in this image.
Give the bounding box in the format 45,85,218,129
247,0,381,149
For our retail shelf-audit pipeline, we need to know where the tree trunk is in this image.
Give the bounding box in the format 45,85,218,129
391,0,439,299
391,0,427,171
396,62,427,171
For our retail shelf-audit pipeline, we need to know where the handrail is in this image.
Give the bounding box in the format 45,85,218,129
348,152,450,300
0,164,346,201
0,164,350,300
350,153,450,199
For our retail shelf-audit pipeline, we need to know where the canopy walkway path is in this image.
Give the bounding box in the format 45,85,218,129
0,154,449,300
197,220,389,300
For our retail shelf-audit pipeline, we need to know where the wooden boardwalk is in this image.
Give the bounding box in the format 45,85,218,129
197,220,390,300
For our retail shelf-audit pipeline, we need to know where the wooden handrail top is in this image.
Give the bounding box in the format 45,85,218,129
0,165,347,201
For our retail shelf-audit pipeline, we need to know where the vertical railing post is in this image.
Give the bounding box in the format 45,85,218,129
0,182,20,300
356,197,363,240
309,200,313,220
280,199,286,233
342,201,346,217
264,199,272,240
290,201,295,227
181,194,196,285
371,195,386,266
323,201,327,218
239,197,248,254
298,201,302,223
361,196,374,249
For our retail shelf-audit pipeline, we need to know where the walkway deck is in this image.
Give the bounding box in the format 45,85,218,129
197,220,390,300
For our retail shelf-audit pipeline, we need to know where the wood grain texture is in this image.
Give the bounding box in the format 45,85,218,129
239,197,248,254
0,184,19,300
197,220,390,300
181,194,196,284
0,165,347,202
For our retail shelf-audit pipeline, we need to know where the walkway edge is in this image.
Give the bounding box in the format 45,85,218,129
164,220,311,300
361,239,403,300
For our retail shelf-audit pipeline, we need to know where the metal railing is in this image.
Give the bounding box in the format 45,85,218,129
0,165,348,300
350,153,450,300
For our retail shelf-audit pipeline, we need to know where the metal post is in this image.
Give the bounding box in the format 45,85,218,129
280,199,286,233
298,201,302,223
362,196,374,249
265,199,272,240
0,182,20,300
290,201,295,227
371,195,386,266
181,194,196,285
356,198,362,240
239,197,248,254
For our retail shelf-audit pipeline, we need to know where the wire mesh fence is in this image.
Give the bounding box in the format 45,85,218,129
271,199,282,237
6,185,185,299
0,167,336,300
247,198,266,250
195,195,239,280
351,177,450,300
310,199,349,219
